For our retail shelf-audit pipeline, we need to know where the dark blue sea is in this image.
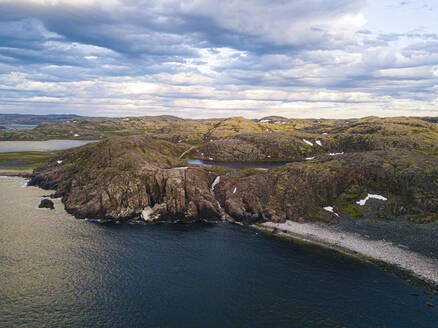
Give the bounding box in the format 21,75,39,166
0,178,437,327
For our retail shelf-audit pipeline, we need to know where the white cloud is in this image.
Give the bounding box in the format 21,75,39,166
0,0,437,118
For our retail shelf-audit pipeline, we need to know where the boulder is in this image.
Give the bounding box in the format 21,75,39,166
39,198,54,210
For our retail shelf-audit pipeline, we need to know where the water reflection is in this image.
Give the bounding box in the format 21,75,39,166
1,124,37,130
0,140,98,153
0,177,437,328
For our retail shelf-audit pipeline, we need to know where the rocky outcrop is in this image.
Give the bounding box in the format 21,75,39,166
213,150,438,224
39,199,54,210
29,136,223,221
187,132,436,162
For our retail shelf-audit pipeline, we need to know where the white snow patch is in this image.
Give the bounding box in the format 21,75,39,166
303,139,313,146
316,140,322,146
306,157,315,160
171,166,188,170
260,119,271,123
57,160,63,164
233,187,237,194
323,133,328,135
74,134,80,137
328,152,344,156
211,176,220,192
356,194,387,206
323,206,339,217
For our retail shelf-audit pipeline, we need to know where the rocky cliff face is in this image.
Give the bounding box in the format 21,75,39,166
214,150,438,224
29,136,224,221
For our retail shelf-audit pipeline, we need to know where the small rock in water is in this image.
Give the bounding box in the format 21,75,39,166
39,199,54,210
411,292,419,296
426,302,433,307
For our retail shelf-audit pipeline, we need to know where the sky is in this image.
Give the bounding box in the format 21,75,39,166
0,0,437,119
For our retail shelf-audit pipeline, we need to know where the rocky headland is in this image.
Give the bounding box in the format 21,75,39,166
27,116,438,227
21,115,438,286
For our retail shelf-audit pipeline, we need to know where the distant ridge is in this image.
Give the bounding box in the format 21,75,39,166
0,114,81,125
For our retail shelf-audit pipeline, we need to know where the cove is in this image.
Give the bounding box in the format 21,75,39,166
0,177,437,328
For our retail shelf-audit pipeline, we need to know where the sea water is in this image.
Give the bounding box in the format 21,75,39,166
0,177,437,328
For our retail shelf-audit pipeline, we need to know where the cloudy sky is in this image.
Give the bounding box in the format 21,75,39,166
0,0,437,118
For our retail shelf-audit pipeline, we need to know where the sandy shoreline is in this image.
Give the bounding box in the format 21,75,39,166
257,221,438,288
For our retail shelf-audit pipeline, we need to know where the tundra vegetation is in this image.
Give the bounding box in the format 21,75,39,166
4,114,435,226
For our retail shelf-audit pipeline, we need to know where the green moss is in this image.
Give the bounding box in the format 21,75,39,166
338,202,364,219
235,167,263,177
207,165,230,178
374,212,386,220
408,214,438,224
350,206,364,219
0,150,61,169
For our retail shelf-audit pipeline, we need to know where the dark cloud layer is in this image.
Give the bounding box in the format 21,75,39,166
0,0,437,118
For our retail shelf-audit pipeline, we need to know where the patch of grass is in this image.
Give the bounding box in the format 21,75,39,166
350,206,364,219
0,150,59,169
207,166,230,177
234,167,264,177
408,214,438,224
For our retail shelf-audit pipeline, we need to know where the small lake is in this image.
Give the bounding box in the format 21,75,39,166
0,124,37,130
0,140,98,153
1,177,436,328
186,158,290,169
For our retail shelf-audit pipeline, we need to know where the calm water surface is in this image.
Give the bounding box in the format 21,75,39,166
0,140,98,153
1,124,37,130
0,177,437,328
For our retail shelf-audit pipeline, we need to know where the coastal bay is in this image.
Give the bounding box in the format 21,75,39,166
3,115,438,326
1,176,437,328
3,0,438,325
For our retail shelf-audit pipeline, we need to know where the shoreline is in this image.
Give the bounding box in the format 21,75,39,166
254,221,438,291
2,174,437,291
0,169,33,177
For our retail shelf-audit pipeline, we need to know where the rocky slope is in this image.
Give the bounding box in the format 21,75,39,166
29,136,225,221
186,131,438,162
28,116,438,226
214,150,438,224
